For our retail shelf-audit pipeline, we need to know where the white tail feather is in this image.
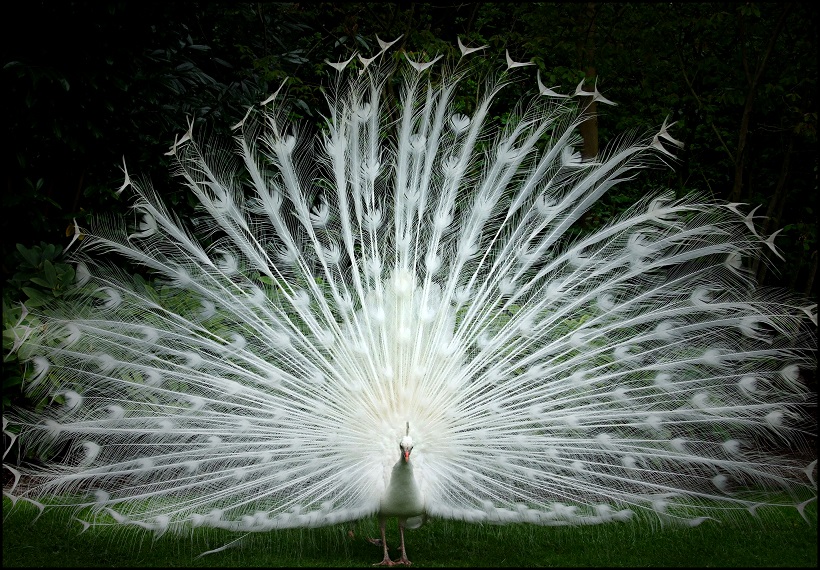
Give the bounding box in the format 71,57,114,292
5,39,816,553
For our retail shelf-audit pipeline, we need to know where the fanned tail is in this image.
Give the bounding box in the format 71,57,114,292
5,39,815,535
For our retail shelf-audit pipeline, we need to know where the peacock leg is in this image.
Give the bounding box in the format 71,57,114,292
395,518,411,566
373,516,395,566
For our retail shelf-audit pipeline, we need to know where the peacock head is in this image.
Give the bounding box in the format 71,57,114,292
400,422,414,463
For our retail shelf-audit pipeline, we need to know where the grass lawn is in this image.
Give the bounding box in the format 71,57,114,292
3,496,816,567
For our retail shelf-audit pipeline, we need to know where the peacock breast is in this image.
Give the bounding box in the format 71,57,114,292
380,461,425,517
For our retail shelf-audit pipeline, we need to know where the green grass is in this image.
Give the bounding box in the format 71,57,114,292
3,497,816,567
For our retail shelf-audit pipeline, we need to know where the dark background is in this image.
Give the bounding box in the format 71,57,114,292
2,1,816,295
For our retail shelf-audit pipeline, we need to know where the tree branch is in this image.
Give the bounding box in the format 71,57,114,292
729,3,792,201
676,50,735,164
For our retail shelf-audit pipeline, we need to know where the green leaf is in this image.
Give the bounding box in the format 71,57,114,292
21,287,48,307
16,244,40,267
43,259,57,287
3,375,23,389
56,264,75,284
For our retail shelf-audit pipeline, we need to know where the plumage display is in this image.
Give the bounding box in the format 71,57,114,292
3,37,816,566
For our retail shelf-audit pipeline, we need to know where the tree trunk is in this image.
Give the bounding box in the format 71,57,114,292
579,67,599,160
753,135,793,280
804,252,817,296
577,3,599,160
728,5,792,202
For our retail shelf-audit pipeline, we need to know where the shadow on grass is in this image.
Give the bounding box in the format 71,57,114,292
2,497,816,567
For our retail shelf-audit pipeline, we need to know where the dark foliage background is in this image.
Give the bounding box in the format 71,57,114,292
2,2,817,406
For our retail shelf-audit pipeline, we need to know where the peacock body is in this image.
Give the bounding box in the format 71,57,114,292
3,37,817,564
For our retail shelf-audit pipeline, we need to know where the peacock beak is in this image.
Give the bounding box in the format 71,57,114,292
404,450,411,462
